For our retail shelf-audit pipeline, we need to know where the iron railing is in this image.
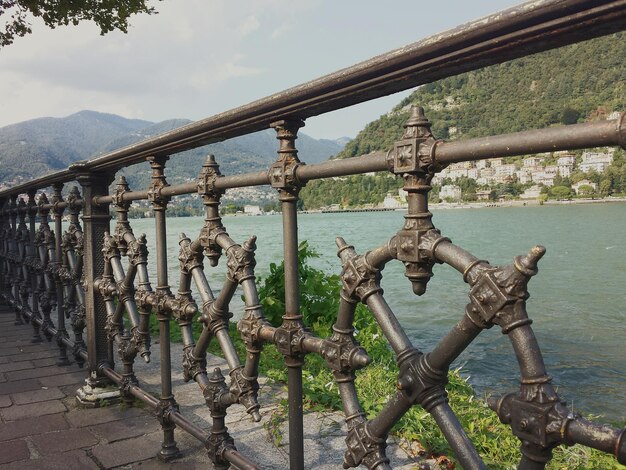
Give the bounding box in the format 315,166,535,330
1,1,625,468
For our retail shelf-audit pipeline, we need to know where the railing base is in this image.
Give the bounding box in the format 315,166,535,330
76,382,121,408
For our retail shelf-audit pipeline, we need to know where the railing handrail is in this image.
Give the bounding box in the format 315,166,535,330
1,0,625,199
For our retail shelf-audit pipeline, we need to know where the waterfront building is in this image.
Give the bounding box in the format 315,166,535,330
523,156,544,168
467,168,480,179
557,155,576,166
533,172,555,186
440,184,462,201
244,205,263,215
383,193,403,208
516,170,533,184
572,179,598,194
557,164,573,177
579,152,614,173
476,189,492,201
495,164,516,178
521,185,542,199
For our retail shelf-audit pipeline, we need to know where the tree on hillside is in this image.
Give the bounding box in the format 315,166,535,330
0,0,159,47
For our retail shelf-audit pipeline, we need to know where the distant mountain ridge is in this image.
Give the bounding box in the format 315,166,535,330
0,111,348,189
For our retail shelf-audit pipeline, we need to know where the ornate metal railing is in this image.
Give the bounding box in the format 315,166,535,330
1,1,625,468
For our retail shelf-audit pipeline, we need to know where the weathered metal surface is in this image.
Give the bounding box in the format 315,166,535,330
5,105,626,468
1,1,626,468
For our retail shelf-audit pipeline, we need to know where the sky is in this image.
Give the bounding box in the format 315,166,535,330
0,0,521,140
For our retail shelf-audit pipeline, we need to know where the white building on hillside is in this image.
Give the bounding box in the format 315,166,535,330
579,152,613,173
244,205,263,215
572,179,597,194
521,185,542,199
523,156,544,168
383,193,403,208
440,185,462,201
557,155,576,166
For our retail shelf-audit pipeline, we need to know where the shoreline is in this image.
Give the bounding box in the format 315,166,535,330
429,196,626,210
119,197,626,220
299,196,626,214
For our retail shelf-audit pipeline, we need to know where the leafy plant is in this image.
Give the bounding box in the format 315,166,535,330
0,0,159,47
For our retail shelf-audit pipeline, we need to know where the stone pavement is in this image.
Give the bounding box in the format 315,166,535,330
0,305,428,469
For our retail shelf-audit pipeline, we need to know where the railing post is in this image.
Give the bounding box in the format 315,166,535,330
0,198,7,305
8,195,19,322
15,197,36,338
65,186,87,368
27,189,39,330
147,155,182,461
74,165,119,406
270,118,306,470
52,183,71,366
36,193,57,342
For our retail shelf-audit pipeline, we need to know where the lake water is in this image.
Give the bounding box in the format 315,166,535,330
126,203,626,421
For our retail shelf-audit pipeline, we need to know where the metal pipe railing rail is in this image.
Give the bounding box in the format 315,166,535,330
1,1,626,469
0,0,625,198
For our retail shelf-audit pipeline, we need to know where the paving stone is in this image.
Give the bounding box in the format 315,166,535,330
0,344,46,356
0,449,99,470
0,395,11,408
0,374,5,383
38,370,86,387
37,356,69,367
0,341,31,351
0,439,30,464
0,333,27,344
90,431,163,468
167,461,212,469
132,458,206,470
0,357,8,365
30,428,99,455
0,378,41,395
0,413,69,442
10,386,65,405
66,404,146,428
0,399,66,421
89,414,160,443
5,365,70,381
0,361,35,374
0,336,35,345
8,350,58,361
59,383,84,397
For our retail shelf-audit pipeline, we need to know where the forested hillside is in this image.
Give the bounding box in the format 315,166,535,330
0,111,151,182
0,111,345,189
299,33,625,209
338,32,625,159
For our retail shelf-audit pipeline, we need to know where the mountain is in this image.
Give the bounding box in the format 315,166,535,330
0,111,346,189
115,125,346,190
0,111,151,182
337,32,625,160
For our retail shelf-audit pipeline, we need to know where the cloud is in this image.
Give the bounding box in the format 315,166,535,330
0,0,522,138
189,54,262,90
237,15,260,37
271,23,291,39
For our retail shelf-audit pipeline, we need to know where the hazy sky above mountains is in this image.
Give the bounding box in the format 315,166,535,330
0,0,519,139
